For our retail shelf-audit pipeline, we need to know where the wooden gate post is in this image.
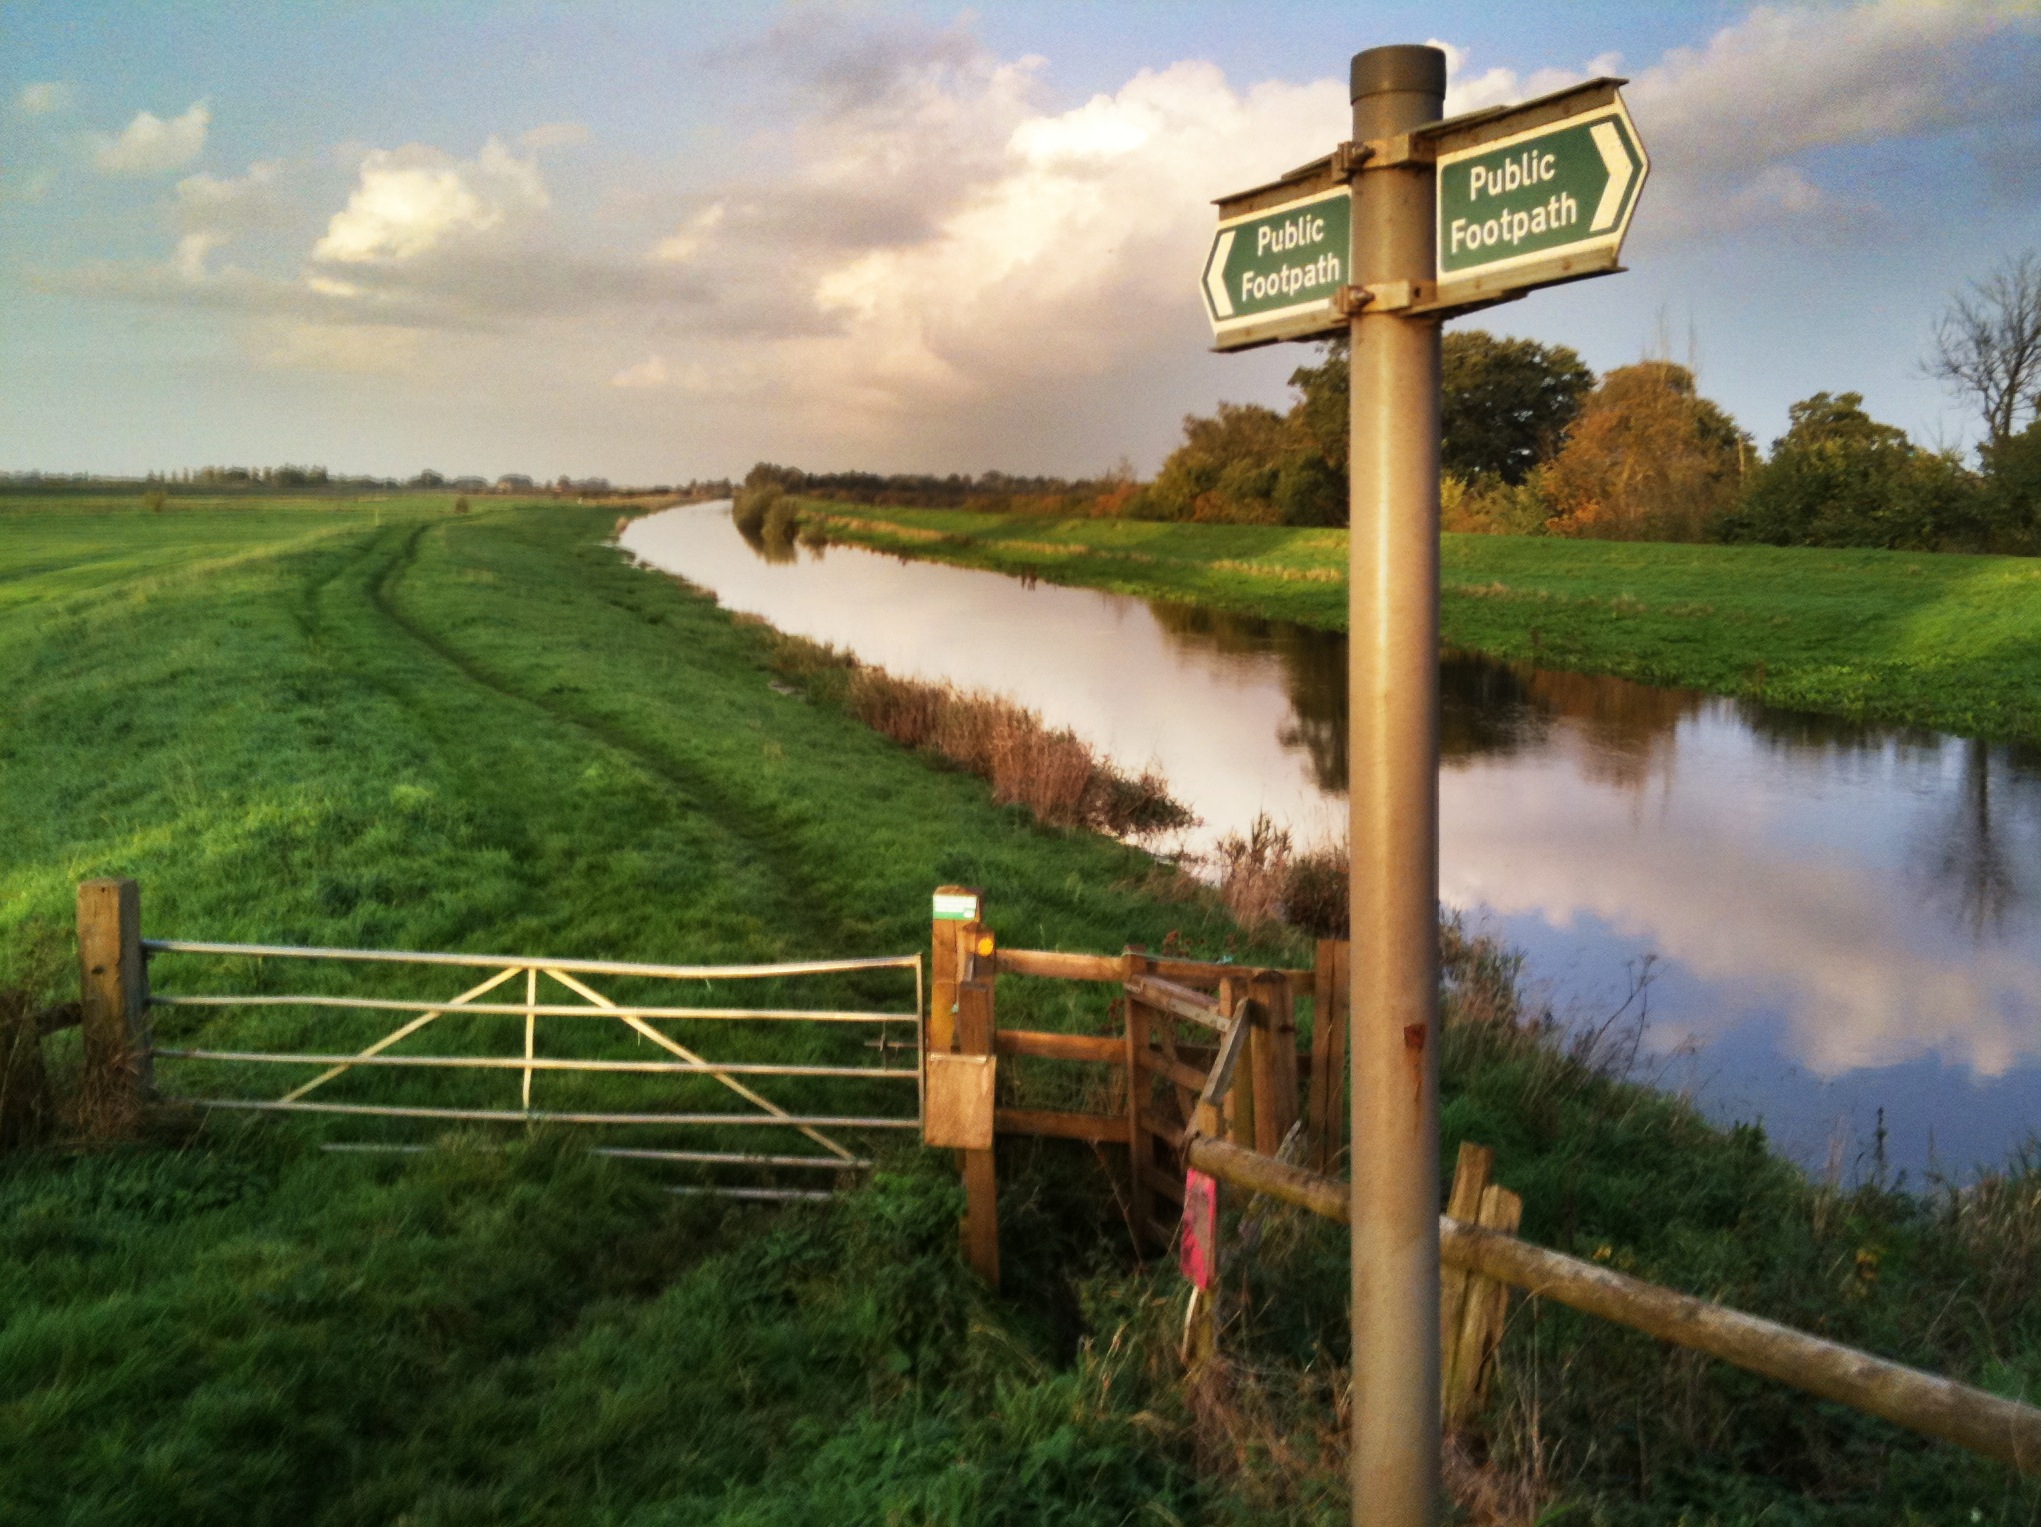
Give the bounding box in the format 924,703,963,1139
929,885,980,1053
955,954,1000,1288
77,877,150,1136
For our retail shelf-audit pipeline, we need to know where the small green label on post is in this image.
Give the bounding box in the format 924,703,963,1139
933,892,980,922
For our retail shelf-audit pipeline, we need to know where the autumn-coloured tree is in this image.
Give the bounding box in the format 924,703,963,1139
1540,361,1747,541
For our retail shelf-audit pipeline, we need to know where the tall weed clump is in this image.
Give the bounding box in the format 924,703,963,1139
1211,814,1347,938
748,621,1194,839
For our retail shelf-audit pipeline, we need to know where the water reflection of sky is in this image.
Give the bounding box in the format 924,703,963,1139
623,506,2041,1179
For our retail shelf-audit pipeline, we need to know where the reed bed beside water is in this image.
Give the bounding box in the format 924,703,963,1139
740,615,1196,840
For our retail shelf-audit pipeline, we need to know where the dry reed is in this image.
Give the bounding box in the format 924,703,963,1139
748,621,1194,839
1211,814,1349,939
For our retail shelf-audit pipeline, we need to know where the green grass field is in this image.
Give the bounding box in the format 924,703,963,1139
800,504,2041,744
3,496,2038,1524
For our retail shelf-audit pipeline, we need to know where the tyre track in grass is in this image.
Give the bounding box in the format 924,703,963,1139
351,519,852,956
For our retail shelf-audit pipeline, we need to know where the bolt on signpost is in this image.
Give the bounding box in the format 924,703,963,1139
1200,49,1646,1527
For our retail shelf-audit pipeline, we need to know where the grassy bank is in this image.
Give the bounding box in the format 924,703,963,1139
2,496,2037,1523
799,504,2041,744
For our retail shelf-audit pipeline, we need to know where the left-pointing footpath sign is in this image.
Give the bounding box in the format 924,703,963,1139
1201,185,1350,349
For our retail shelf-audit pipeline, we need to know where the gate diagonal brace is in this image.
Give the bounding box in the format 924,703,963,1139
280,964,523,1103
542,967,857,1161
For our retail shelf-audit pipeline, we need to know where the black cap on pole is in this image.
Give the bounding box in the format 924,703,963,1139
1350,44,1447,103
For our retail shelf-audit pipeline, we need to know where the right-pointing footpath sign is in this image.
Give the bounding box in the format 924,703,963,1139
1434,96,1645,300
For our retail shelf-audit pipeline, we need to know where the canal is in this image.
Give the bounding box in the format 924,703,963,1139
623,503,2041,1181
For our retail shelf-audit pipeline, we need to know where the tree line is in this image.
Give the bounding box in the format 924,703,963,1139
746,250,2041,555
1119,250,2041,552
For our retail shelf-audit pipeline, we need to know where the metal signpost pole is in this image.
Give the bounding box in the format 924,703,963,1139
1347,44,1446,1527
1198,44,1643,1527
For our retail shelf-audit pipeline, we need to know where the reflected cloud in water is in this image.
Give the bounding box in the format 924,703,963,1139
623,505,2041,1174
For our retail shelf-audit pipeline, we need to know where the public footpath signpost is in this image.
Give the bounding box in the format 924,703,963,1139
1200,51,1646,1527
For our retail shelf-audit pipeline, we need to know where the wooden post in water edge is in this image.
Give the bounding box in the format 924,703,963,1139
1347,43,1448,1527
77,877,150,1136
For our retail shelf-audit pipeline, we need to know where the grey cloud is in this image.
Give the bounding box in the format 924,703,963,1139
712,12,990,117
1630,0,2041,234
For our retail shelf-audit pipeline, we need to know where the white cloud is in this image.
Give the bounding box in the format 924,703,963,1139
174,231,224,281
17,81,73,116
34,7,2041,471
174,159,287,239
521,121,592,149
93,102,210,174
653,203,725,263
1432,40,1619,116
610,355,670,388
314,137,547,263
796,60,1342,409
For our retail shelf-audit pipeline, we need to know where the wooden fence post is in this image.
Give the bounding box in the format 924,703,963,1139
1307,939,1350,1173
1124,951,1157,1249
1439,1142,1522,1427
1218,976,1255,1149
77,877,150,1136
929,885,980,1054
955,965,1000,1288
1248,970,1300,1155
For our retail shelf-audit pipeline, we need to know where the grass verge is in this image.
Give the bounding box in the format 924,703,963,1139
797,503,2041,744
2,496,2037,1523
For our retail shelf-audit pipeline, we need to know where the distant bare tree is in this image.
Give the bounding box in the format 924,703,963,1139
1927,251,2041,450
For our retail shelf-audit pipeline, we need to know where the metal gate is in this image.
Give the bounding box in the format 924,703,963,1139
144,937,923,1201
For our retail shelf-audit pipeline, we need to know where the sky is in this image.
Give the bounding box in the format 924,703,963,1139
2,0,2038,484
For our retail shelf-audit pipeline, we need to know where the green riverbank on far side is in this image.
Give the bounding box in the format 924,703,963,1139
794,501,2041,745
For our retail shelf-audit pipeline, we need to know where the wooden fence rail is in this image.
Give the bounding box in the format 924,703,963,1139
927,885,1348,1284
1185,1135,2041,1473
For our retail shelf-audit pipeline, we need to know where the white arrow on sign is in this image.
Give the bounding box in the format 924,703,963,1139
1204,229,1236,318
1589,121,1634,233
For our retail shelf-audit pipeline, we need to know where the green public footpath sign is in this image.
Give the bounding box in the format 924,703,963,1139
1435,102,1645,285
1201,186,1350,348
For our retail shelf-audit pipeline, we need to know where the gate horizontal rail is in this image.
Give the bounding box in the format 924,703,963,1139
152,995,909,1024
144,938,919,982
319,1143,874,1170
187,1099,923,1128
156,1048,918,1079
